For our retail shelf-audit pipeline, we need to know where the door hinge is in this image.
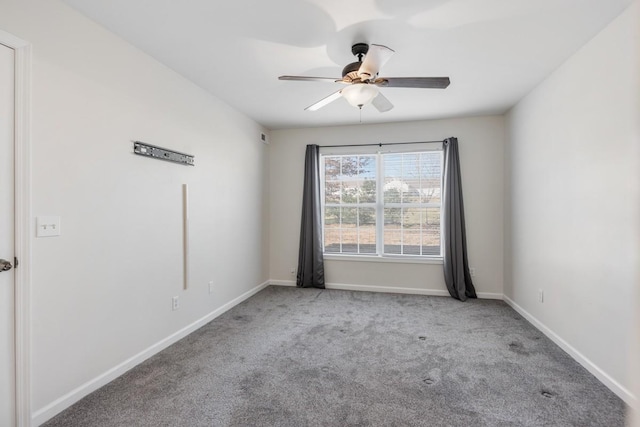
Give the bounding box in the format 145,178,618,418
14,257,18,269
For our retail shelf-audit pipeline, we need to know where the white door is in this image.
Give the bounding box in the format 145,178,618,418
0,42,16,427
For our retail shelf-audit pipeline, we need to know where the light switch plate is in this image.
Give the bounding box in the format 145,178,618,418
36,216,61,237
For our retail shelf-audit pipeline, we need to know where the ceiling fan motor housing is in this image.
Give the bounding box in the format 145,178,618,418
342,61,362,79
342,43,371,80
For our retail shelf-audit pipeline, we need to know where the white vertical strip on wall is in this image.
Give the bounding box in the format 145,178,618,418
182,184,189,290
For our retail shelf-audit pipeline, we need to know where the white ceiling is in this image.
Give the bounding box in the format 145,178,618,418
62,0,632,130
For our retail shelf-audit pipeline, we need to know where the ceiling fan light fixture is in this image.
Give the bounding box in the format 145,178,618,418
341,84,379,109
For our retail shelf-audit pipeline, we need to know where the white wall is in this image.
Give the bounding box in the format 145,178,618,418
0,0,269,423
269,116,504,297
505,1,639,404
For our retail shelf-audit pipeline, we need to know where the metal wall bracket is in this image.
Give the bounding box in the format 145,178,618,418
133,141,194,166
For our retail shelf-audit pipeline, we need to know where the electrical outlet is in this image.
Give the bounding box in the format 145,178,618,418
469,267,476,277
290,267,296,276
208,281,214,294
538,289,544,303
172,296,180,311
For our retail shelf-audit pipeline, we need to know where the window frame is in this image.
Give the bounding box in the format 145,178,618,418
320,144,444,263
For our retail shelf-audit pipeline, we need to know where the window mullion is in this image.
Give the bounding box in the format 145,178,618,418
356,206,360,254
400,207,404,255
356,156,360,254
376,152,384,256
320,156,326,252
419,209,427,255
339,206,343,253
338,157,342,253
439,151,444,257
419,153,423,256
400,154,404,255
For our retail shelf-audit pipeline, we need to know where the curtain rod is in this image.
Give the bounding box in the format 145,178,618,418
319,140,445,148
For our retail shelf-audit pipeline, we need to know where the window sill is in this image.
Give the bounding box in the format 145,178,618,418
323,254,443,265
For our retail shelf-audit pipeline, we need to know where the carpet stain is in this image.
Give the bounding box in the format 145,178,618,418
239,371,265,392
541,390,556,398
132,365,167,387
508,340,530,355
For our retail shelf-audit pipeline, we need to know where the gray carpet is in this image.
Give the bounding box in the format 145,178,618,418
44,286,627,426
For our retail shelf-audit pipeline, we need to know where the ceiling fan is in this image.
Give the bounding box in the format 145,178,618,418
279,43,450,112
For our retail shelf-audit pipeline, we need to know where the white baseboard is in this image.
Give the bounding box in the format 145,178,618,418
475,292,503,300
269,280,502,300
503,295,637,407
269,280,296,287
32,280,271,426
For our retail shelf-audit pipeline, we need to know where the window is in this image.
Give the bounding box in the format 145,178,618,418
321,149,442,259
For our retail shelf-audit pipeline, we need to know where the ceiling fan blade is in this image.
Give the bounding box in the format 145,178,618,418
357,44,395,81
305,90,343,111
374,77,450,89
372,92,394,113
279,75,342,83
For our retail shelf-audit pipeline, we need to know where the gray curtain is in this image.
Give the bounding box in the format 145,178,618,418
442,137,476,301
297,145,325,288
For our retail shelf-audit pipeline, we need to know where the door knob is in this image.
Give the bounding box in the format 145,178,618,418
0,259,12,272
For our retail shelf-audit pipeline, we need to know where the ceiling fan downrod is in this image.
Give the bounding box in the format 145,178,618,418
351,43,369,61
